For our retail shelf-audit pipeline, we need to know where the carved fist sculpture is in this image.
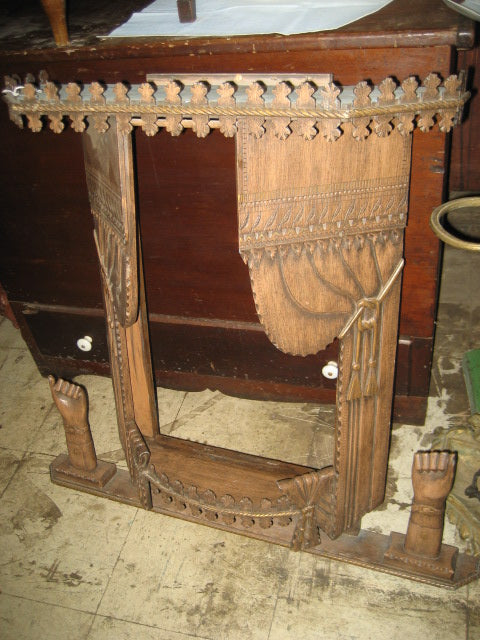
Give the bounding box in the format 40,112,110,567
404,450,456,559
48,376,98,472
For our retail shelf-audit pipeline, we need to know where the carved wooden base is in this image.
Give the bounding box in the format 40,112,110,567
384,531,458,580
51,453,116,489
49,460,480,589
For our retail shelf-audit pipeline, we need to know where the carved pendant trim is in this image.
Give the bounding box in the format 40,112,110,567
3,72,468,140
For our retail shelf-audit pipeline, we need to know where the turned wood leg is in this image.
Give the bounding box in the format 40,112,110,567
49,376,116,487
40,0,69,46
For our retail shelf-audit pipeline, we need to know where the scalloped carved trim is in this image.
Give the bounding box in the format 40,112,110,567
3,72,469,140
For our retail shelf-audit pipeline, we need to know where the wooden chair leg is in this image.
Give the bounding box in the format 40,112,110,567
40,0,69,46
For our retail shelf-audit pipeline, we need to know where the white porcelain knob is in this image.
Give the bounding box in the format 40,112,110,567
322,361,338,380
76,336,93,352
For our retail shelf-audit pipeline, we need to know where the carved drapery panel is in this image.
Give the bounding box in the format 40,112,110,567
237,121,410,356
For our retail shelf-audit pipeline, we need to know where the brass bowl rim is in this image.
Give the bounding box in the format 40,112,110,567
430,196,480,252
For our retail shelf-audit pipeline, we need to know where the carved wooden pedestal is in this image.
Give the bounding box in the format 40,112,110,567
3,71,479,587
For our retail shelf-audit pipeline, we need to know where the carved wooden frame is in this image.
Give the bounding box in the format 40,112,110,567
3,72,478,587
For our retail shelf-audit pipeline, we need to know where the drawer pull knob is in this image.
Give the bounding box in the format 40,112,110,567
322,361,338,380
76,335,93,352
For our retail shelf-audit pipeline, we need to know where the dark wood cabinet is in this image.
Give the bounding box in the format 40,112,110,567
0,0,475,424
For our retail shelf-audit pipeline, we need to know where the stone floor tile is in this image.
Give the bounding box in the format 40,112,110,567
0,452,137,612
166,392,333,468
0,447,23,495
0,593,94,640
269,552,469,640
88,615,213,640
0,349,52,450
468,588,480,640
98,509,289,640
0,318,26,350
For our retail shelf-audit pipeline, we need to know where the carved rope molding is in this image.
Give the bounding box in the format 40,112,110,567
2,72,469,140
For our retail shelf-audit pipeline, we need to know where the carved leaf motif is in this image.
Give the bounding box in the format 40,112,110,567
65,83,86,132
117,114,133,135
26,113,43,132
292,82,317,140
44,81,59,102
246,81,266,138
165,80,183,136
217,82,237,137
437,109,456,133
23,83,37,101
378,77,396,104
89,82,105,104
443,74,461,98
91,114,109,134
318,82,341,141
191,82,210,138
138,83,158,136
49,114,64,134
423,73,441,100
138,82,155,103
114,82,129,104
141,114,158,137
270,81,292,140
418,110,435,133
401,76,418,103
352,81,372,140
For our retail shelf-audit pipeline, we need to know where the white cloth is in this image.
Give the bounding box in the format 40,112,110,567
106,0,393,38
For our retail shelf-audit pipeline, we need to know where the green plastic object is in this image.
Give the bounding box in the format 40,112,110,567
463,349,480,416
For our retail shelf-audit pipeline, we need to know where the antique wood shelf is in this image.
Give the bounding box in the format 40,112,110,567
3,70,479,587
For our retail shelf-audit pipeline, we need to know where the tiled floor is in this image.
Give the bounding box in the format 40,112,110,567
1,235,480,638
